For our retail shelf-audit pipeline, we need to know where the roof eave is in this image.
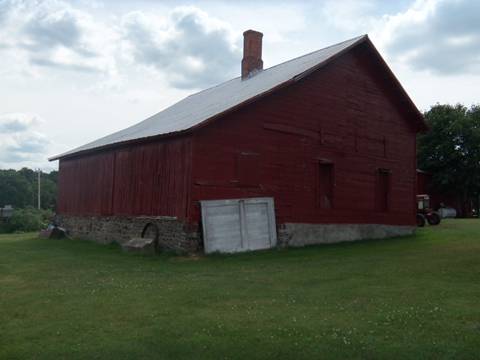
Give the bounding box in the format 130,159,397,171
48,129,191,161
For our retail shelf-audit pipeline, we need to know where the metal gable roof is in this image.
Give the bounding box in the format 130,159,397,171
50,35,370,161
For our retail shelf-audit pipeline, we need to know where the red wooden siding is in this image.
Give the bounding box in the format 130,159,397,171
57,41,418,228
189,43,417,226
57,137,191,219
416,171,431,195
58,152,114,215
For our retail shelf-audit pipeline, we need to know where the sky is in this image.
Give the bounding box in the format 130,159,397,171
0,0,479,171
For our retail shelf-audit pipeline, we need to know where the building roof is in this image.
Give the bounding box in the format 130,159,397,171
50,34,425,161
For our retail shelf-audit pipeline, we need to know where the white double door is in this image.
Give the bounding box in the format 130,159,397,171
200,197,277,254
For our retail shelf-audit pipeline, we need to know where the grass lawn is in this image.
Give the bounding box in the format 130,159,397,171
1,219,479,359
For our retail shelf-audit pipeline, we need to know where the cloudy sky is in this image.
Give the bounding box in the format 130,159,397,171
1,0,479,171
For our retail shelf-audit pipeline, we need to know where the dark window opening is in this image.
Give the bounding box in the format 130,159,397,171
236,152,260,186
376,169,390,212
318,162,334,209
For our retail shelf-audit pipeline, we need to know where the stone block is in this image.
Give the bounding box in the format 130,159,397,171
121,237,156,255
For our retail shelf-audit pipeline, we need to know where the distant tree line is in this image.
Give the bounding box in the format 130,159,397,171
0,168,58,210
418,104,480,216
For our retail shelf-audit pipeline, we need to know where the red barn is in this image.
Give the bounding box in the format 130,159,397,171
50,31,427,252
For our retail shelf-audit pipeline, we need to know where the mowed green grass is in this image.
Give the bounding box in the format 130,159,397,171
1,220,479,359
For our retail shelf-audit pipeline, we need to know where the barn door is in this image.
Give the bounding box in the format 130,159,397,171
200,197,277,253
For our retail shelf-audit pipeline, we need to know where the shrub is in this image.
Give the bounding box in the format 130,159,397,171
0,208,54,233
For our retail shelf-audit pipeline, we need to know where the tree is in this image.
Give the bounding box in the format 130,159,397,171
40,174,57,210
418,104,480,216
0,168,58,210
0,170,34,208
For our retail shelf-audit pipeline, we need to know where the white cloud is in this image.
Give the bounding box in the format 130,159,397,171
0,1,115,77
375,0,480,75
0,1,239,89
0,0,12,25
0,113,50,169
320,0,378,33
121,6,240,89
0,112,42,132
22,1,117,74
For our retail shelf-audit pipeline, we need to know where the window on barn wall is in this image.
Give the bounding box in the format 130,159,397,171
318,162,334,209
236,152,260,186
376,169,391,212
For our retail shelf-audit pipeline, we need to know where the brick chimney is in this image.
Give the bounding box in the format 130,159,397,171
242,30,263,79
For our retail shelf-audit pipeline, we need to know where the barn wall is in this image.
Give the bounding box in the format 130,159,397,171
57,136,192,219
416,171,431,195
189,44,417,229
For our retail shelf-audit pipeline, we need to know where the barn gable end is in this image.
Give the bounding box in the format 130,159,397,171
188,42,417,246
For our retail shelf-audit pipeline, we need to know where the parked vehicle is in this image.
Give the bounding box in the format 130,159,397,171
438,207,457,219
416,194,441,227
0,205,13,218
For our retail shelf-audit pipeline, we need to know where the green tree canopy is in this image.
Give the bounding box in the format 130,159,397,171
0,170,33,208
0,168,58,210
418,104,480,213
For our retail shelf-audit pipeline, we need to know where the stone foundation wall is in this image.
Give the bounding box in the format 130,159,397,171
55,214,200,253
56,215,414,254
277,223,415,247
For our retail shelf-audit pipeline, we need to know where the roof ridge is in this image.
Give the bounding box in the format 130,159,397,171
261,34,367,73
187,34,367,99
